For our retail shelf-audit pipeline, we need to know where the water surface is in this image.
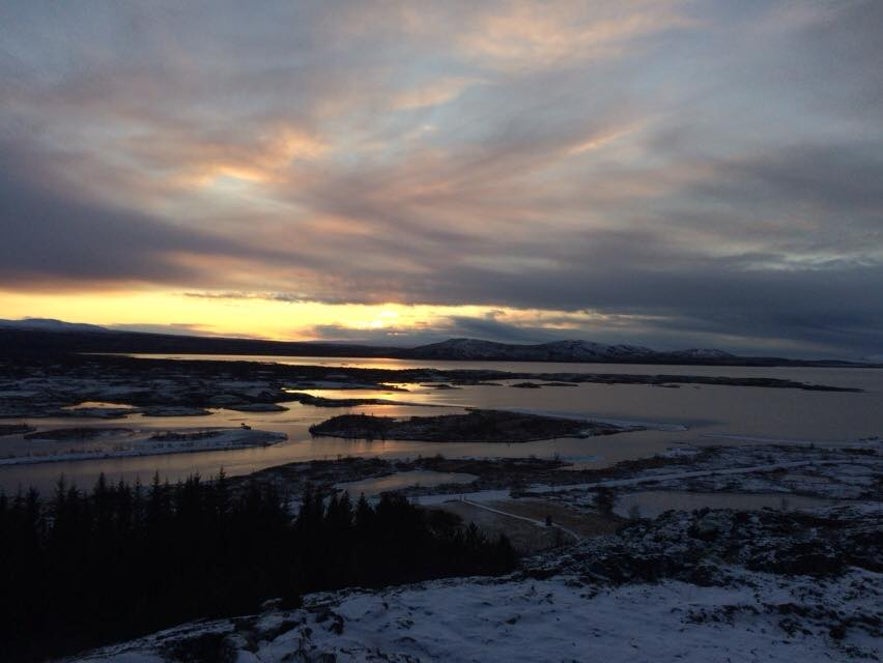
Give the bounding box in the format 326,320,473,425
2,357,879,493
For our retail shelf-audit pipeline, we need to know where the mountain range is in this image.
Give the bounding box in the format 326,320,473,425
0,319,870,367
398,338,737,363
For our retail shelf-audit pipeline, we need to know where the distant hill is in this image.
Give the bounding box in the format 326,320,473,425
399,338,873,367
0,321,391,359
0,318,110,334
398,338,739,363
0,322,873,367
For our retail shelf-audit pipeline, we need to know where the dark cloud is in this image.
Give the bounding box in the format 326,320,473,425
0,1,881,358
0,139,271,288
444,316,564,344
693,142,883,228
307,316,566,348
788,0,883,121
365,248,883,357
183,291,310,303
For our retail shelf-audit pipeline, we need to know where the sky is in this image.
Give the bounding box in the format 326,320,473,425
1,1,881,359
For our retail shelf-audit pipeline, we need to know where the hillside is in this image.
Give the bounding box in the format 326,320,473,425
0,320,872,367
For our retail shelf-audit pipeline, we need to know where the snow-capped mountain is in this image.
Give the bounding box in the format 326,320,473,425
401,338,736,363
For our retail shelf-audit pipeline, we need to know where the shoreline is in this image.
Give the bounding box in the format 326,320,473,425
0,428,287,468
0,353,862,422
307,410,642,444
241,439,882,503
65,439,883,662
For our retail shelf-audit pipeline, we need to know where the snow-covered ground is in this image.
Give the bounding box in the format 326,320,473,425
62,444,881,663
409,441,881,510
0,428,286,466
68,563,880,662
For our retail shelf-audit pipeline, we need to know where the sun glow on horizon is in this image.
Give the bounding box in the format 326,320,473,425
0,289,608,343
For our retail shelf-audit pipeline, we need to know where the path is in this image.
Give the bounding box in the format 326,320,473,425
460,499,585,542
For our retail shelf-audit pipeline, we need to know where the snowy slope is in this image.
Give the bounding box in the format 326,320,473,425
59,445,883,662
69,568,880,663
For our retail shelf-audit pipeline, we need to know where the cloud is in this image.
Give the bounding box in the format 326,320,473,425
1,1,881,358
0,138,284,290
306,315,565,347
458,1,698,72
391,78,482,111
183,291,309,303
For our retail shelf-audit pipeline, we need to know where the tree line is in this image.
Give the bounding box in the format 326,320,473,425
0,473,516,661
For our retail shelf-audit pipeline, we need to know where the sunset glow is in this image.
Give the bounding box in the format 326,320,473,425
0,289,621,343
1,1,881,357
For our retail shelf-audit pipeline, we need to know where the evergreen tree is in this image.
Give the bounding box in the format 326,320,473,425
0,474,518,662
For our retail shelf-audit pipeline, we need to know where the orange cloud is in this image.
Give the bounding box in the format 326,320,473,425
461,1,698,71
391,77,482,110
157,125,329,189
566,123,645,156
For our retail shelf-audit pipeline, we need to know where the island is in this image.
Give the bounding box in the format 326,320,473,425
308,409,639,443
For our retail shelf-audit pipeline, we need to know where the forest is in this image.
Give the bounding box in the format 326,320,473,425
0,473,516,661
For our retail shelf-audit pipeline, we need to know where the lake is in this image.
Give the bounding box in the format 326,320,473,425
1,356,880,493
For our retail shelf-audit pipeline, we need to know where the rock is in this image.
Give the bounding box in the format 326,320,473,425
690,513,726,541
225,403,289,412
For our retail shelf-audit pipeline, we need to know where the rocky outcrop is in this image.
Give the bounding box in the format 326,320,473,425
309,410,638,443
